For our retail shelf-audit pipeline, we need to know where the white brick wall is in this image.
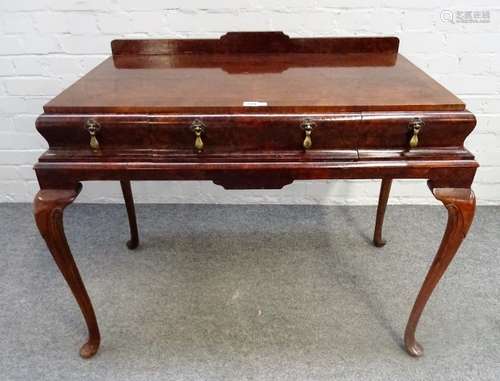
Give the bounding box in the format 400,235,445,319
0,1,499,204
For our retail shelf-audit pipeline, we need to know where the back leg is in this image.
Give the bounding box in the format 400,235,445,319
120,180,139,249
373,178,392,247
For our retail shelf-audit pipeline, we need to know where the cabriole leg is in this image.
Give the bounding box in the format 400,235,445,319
404,186,476,357
34,184,100,358
120,180,139,249
373,178,392,247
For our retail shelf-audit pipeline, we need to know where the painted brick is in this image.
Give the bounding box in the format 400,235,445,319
16,165,36,180
4,78,63,96
66,13,100,35
0,150,44,166
0,36,24,55
0,181,28,202
128,12,168,34
43,56,84,76
445,33,500,54
398,32,446,54
32,11,70,34
23,97,51,114
47,0,117,12
458,54,495,75
0,116,14,131
438,75,498,96
0,96,29,115
0,59,15,76
12,115,37,133
12,56,49,76
0,166,22,181
0,132,47,150
0,0,46,12
476,115,500,134
19,35,61,54
0,3,498,204
80,56,108,72
56,35,112,54
97,13,133,34
405,53,459,75
0,12,37,34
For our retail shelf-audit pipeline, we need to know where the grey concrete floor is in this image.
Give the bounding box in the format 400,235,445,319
0,203,499,381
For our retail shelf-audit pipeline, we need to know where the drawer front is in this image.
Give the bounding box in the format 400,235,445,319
37,112,475,161
150,114,361,153
36,115,150,150
359,112,476,149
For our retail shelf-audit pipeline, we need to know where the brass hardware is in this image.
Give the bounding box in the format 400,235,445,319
409,118,424,149
85,119,101,150
301,120,315,150
191,119,205,152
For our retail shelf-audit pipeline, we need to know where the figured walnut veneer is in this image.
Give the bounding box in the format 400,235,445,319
33,32,478,358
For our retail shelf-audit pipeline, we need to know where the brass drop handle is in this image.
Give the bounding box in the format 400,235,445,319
191,119,205,152
409,118,424,149
301,120,315,150
85,119,101,150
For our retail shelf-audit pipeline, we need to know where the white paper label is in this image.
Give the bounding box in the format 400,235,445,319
243,101,268,107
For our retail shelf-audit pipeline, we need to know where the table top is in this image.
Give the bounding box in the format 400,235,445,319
43,32,465,115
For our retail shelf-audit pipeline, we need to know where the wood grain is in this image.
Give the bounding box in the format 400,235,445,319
43,33,463,114
33,184,100,358
404,184,476,357
120,180,139,249
33,32,479,358
373,178,392,247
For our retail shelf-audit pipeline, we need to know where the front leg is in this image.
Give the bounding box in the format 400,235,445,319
34,184,100,358
404,185,475,357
